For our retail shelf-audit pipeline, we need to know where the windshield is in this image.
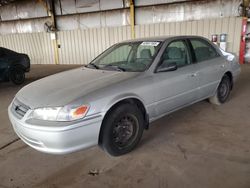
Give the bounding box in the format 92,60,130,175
87,41,162,72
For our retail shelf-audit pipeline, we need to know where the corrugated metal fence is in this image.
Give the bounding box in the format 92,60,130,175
0,17,242,65
0,32,54,64
57,26,131,64
135,17,242,54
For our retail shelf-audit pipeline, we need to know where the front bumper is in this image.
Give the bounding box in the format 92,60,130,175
8,105,103,154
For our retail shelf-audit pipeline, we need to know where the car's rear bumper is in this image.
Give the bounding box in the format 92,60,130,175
8,105,103,154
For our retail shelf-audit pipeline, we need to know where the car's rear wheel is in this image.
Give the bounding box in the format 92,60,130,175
100,103,144,156
209,74,231,105
9,66,25,85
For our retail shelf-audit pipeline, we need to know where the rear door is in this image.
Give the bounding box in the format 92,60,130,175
188,38,227,99
153,39,199,117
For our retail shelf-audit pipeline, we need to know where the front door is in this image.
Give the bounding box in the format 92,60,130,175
153,40,199,117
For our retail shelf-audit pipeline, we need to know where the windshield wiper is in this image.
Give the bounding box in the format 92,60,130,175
87,63,99,69
104,65,126,72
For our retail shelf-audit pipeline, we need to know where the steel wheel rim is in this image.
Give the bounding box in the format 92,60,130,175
218,80,229,101
112,114,139,149
11,69,24,83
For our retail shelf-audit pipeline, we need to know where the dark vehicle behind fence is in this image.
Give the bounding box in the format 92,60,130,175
0,47,30,85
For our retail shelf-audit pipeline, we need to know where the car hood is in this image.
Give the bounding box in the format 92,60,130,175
16,67,139,109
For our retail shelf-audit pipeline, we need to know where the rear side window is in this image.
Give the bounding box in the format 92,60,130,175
190,39,219,62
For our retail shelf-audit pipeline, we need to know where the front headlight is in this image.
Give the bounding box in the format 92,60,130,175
57,105,89,121
32,105,89,121
32,107,61,121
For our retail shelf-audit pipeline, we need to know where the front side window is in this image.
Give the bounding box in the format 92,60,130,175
190,39,219,62
159,40,190,69
88,41,162,72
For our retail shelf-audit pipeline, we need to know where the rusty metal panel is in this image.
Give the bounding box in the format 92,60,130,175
57,0,125,15
135,0,241,25
0,18,50,34
0,0,48,21
100,0,124,10
0,0,241,35
135,0,190,6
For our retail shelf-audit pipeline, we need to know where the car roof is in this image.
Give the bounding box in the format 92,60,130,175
122,35,208,43
0,47,17,54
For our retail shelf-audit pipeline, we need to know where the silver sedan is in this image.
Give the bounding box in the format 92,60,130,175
8,36,241,156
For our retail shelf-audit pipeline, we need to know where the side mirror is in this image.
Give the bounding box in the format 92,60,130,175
156,62,177,73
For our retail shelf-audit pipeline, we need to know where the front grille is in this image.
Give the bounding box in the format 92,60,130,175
11,99,30,119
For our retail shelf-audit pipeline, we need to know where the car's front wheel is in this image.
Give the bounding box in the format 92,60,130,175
209,74,231,105
9,66,25,85
100,103,144,156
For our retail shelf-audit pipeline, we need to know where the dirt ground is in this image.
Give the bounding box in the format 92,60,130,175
0,64,250,188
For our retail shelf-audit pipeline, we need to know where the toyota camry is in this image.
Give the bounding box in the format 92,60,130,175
8,36,241,156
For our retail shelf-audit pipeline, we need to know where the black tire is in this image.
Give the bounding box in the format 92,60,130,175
100,103,144,156
209,74,231,105
9,66,25,85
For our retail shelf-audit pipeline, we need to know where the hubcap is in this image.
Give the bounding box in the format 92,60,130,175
219,83,227,97
112,114,138,148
